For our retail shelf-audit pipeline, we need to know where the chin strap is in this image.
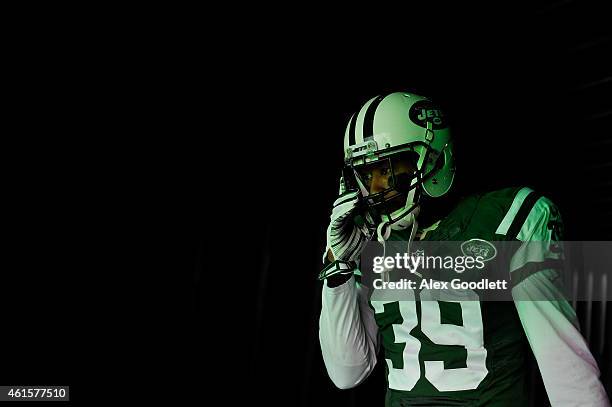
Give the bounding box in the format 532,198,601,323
407,217,421,278
376,221,391,283
375,213,421,282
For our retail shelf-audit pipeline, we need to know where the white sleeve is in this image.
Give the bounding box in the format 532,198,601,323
318,274,379,389
513,271,610,406
511,196,610,406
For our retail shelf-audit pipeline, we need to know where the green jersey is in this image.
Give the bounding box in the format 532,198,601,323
369,186,548,406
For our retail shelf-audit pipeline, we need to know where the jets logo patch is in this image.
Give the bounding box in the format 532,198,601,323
461,239,497,262
408,100,448,129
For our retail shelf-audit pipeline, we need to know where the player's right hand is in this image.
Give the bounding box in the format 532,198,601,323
322,178,373,265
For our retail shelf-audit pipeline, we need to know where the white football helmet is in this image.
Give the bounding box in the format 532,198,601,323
342,92,455,239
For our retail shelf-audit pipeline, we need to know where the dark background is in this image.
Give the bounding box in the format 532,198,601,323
1,1,610,405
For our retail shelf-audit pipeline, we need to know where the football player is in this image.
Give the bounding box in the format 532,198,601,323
318,92,610,406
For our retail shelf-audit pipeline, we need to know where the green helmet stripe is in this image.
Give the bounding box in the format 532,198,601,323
348,112,358,147
363,94,385,140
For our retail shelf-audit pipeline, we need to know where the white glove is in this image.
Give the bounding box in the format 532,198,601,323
322,177,373,265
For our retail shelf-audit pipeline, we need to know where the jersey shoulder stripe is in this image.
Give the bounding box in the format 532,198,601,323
515,195,562,242
490,187,559,242
494,187,533,236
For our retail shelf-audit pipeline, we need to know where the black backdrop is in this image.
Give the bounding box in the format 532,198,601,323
2,2,610,405
189,3,612,406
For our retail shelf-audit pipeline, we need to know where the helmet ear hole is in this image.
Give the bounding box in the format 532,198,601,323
436,151,446,170
422,146,455,198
